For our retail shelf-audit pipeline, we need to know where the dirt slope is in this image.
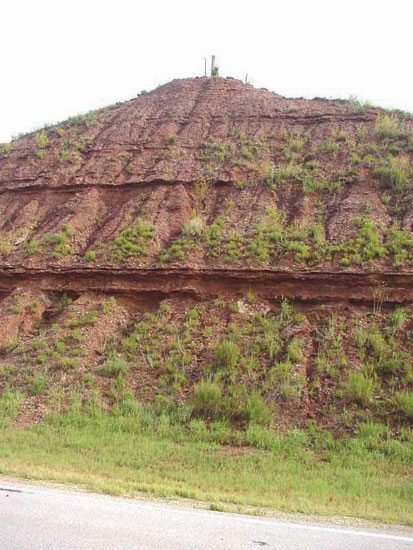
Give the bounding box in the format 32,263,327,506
0,77,412,429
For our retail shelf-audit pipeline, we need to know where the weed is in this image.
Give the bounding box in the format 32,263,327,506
30,374,46,396
192,379,222,418
243,390,272,426
348,96,371,112
390,392,413,419
113,221,154,259
213,340,239,370
346,371,374,406
374,155,410,190
99,359,129,377
375,115,407,140
58,357,79,370
84,250,96,262
182,217,205,237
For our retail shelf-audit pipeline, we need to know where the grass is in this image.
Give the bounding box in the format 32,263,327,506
0,411,411,525
0,298,412,525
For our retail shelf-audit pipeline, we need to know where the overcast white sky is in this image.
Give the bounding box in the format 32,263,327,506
1,0,412,143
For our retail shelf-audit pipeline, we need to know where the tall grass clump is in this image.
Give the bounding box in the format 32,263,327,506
192,379,222,418
374,114,406,139
182,217,205,237
100,359,129,377
346,371,374,406
0,390,23,426
374,155,410,190
213,340,239,370
243,390,272,426
391,392,413,420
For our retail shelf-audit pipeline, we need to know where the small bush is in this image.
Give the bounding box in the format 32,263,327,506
84,250,96,262
0,390,23,422
69,329,84,342
246,424,276,450
348,96,371,113
213,340,239,370
192,379,222,418
0,143,11,155
377,355,405,375
182,217,205,237
26,239,40,254
346,371,374,406
100,359,129,377
391,391,413,419
356,421,387,442
101,296,116,314
243,390,272,426
375,114,406,139
113,221,154,259
59,357,79,370
58,293,73,311
287,339,303,363
374,155,410,190
388,307,406,331
34,130,50,149
30,375,46,396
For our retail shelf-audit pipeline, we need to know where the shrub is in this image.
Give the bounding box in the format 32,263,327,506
243,390,272,426
100,359,129,377
192,379,222,418
213,340,239,370
390,391,413,419
30,375,46,396
65,111,98,129
101,296,116,314
271,163,302,187
375,114,406,139
34,130,50,149
57,293,73,311
377,355,405,375
0,390,23,422
246,424,276,450
356,421,387,442
287,339,303,363
26,238,40,254
84,250,96,262
388,307,406,331
348,96,371,112
0,142,11,155
374,155,410,190
346,371,374,406
69,329,84,342
113,221,154,259
59,357,79,370
182,217,205,237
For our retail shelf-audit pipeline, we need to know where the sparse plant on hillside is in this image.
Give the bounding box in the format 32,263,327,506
113,221,154,259
213,340,239,370
375,114,407,139
374,155,411,190
348,96,371,112
390,391,413,419
346,371,374,406
242,390,272,426
192,379,222,417
182,217,205,237
99,359,129,377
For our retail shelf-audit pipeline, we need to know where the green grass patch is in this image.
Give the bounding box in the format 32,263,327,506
0,411,411,525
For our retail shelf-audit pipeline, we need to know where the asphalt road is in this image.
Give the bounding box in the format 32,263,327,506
0,482,412,549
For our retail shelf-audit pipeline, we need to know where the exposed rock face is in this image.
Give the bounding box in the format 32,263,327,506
0,77,412,428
